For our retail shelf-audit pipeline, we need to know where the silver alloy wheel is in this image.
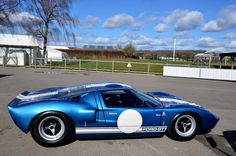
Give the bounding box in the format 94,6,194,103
38,116,65,141
175,115,196,137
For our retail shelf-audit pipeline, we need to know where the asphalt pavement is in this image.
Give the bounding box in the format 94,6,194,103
0,67,235,156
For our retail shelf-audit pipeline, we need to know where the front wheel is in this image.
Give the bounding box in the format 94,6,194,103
168,114,198,141
30,111,74,146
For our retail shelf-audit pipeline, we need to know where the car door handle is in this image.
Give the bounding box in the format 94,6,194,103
108,112,118,115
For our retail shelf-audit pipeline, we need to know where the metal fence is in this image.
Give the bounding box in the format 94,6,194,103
1,56,202,74
30,57,169,74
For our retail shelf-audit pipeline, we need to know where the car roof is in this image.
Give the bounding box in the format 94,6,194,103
58,82,132,96
85,82,131,91
16,83,132,102
60,83,132,98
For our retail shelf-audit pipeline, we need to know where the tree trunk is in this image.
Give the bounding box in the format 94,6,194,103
42,21,49,64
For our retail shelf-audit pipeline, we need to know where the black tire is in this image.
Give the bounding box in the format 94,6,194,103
167,113,198,141
30,111,74,146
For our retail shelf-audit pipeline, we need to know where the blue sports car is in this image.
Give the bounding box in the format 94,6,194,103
8,83,219,146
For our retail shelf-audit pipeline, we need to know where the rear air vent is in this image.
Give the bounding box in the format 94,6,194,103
105,84,123,88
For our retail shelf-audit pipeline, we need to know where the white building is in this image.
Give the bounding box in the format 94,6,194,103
0,34,41,65
47,46,68,61
0,34,68,66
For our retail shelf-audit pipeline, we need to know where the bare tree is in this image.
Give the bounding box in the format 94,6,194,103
123,43,136,57
0,0,21,29
21,0,77,60
115,44,122,50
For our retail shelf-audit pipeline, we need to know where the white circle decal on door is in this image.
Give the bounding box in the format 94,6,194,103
117,109,143,133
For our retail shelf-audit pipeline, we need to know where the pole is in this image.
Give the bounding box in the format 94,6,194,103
112,61,114,72
173,38,176,61
147,63,150,73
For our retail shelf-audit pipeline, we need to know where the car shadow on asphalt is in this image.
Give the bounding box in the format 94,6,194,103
0,74,13,78
43,135,163,147
195,131,236,156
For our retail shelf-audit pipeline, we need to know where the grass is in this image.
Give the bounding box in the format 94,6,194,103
36,58,194,74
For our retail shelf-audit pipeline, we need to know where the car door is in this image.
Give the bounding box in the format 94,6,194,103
69,92,107,127
99,89,164,134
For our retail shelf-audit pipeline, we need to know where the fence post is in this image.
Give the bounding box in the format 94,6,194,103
79,59,81,71
64,59,67,70
147,63,150,73
112,61,114,72
96,60,98,71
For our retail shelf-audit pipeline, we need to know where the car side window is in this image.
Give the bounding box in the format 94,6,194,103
101,90,148,108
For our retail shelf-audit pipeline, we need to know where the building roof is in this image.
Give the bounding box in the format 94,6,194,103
219,52,236,58
0,34,40,48
47,45,69,50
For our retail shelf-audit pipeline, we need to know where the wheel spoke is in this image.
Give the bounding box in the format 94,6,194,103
50,128,56,135
44,126,50,131
186,123,192,126
183,126,187,132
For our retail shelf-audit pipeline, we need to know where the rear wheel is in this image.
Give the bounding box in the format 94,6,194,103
30,111,74,146
168,114,198,141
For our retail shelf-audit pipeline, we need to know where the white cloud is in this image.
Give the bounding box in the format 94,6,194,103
173,31,193,39
224,32,236,39
81,15,99,28
177,39,193,48
196,37,220,48
115,32,167,49
132,22,144,31
137,12,159,22
132,35,165,46
103,14,134,29
145,16,159,22
9,12,40,23
163,9,203,31
94,37,113,44
164,9,187,24
202,5,236,32
225,40,236,48
102,13,158,31
154,24,168,33
175,11,203,31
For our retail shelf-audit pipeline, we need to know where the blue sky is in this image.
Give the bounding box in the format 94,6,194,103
62,0,236,51
4,0,236,51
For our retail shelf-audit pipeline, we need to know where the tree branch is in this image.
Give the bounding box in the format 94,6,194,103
32,0,46,23
0,0,21,12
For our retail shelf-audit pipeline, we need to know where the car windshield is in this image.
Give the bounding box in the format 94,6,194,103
130,88,163,107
